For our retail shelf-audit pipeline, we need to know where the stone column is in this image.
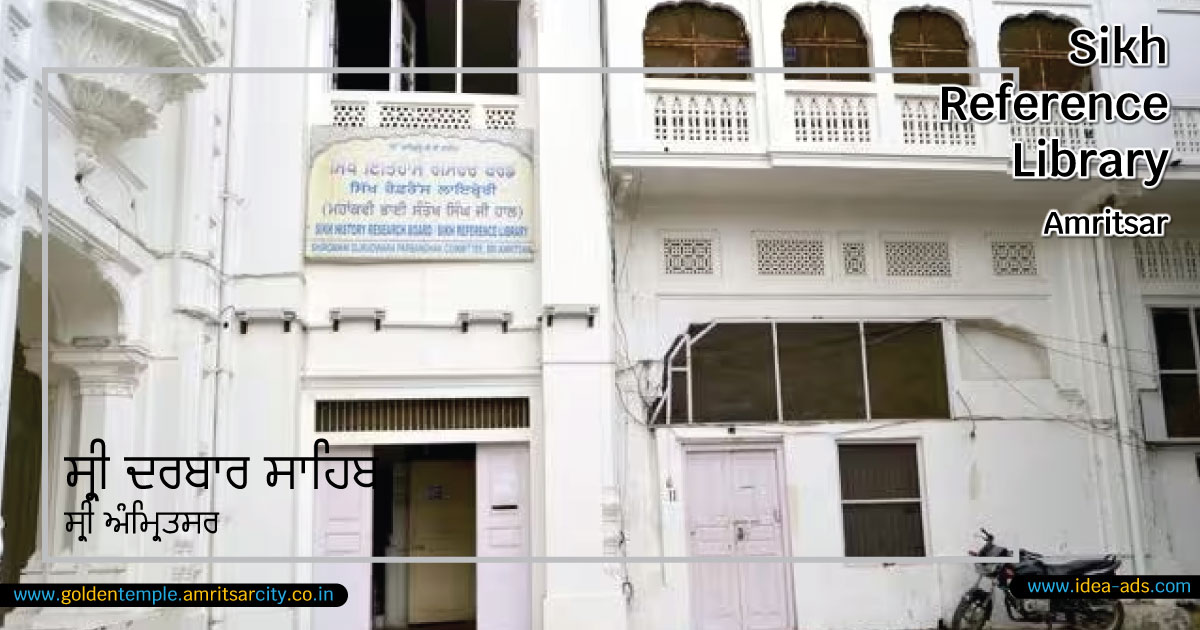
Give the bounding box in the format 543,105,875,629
53,345,148,559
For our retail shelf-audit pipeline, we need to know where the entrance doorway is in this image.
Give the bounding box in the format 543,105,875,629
684,446,793,630
313,442,530,630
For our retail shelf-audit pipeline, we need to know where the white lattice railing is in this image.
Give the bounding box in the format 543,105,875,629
1173,107,1200,158
787,85,876,150
1134,238,1200,283
895,92,980,154
646,80,758,150
1010,114,1098,152
318,90,522,130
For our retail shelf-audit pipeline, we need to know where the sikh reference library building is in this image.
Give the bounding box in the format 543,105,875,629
0,0,1196,630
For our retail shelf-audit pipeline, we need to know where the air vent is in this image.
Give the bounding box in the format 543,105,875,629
991,241,1038,276
316,398,529,432
884,239,951,277
663,236,715,275
755,234,825,276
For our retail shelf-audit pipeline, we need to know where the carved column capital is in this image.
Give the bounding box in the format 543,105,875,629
46,0,217,178
52,344,149,398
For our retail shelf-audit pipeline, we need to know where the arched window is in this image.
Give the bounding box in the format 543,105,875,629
644,3,751,79
890,10,971,85
782,5,869,81
999,15,1092,91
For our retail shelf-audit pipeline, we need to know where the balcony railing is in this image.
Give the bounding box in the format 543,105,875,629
315,90,523,131
617,78,1130,161
1174,106,1200,158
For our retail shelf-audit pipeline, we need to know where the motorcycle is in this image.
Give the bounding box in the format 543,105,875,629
950,528,1125,630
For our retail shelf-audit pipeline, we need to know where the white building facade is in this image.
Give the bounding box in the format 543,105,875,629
0,1,1194,630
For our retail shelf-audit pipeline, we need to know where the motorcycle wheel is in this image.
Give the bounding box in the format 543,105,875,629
1075,600,1124,630
951,598,991,630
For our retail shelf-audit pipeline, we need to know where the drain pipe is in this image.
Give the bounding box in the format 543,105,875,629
1091,198,1147,575
206,3,242,628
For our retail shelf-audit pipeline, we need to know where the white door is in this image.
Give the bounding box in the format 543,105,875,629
313,445,373,630
686,448,792,630
476,444,531,630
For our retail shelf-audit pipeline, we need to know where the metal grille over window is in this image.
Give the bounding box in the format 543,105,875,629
1149,309,1200,438
841,241,868,276
883,240,952,277
890,10,971,86
663,236,715,275
990,241,1038,276
755,236,825,276
1134,238,1200,282
643,2,751,79
782,6,869,81
316,398,530,432
999,15,1092,91
838,444,926,556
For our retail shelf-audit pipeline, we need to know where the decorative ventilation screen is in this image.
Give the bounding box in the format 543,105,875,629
663,237,715,275
991,241,1038,276
379,104,473,129
1134,238,1200,282
331,102,367,127
841,241,868,276
316,398,530,432
485,107,518,130
883,240,952,277
755,236,825,276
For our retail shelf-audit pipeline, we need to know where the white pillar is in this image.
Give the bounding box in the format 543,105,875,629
53,345,148,559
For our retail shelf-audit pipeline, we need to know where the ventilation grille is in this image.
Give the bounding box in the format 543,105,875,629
841,241,868,276
755,235,825,275
316,398,530,432
331,101,367,127
379,104,473,129
991,241,1038,276
663,236,715,275
1134,238,1200,282
883,239,952,277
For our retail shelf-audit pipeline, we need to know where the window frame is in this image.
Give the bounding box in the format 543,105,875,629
889,9,972,86
835,440,929,558
781,4,871,81
1148,305,1200,441
998,15,1093,92
643,2,753,80
330,0,521,94
659,318,952,424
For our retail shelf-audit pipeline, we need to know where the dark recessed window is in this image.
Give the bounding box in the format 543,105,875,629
658,321,949,423
644,3,751,80
999,15,1092,92
891,10,971,86
1150,308,1200,438
865,322,949,419
782,5,870,81
839,443,925,557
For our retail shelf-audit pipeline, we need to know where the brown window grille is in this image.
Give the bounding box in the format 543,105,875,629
890,10,971,86
644,3,751,79
999,15,1092,92
782,5,870,81
316,398,530,432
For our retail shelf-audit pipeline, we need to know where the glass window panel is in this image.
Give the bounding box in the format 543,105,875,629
669,371,689,422
462,0,519,95
333,0,392,91
695,7,746,40
838,444,920,500
777,323,866,420
843,503,926,556
1152,308,1196,370
1041,57,1090,91
921,13,967,47
865,323,950,419
645,5,693,38
691,324,777,422
1162,374,1200,438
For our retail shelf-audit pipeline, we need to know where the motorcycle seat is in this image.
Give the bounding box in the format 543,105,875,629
1041,555,1119,576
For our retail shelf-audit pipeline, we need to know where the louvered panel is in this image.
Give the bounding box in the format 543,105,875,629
316,398,530,432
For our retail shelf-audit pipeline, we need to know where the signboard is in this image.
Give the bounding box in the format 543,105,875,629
306,127,534,261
